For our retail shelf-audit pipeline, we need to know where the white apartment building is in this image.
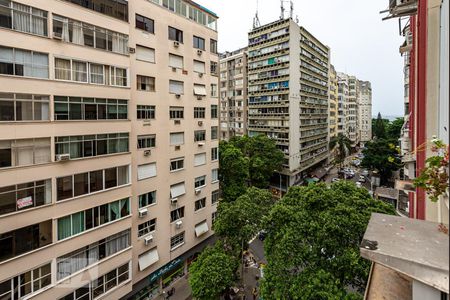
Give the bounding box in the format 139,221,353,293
358,80,372,146
0,1,219,299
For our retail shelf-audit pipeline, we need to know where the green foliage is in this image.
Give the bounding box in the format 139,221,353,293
219,135,284,201
361,139,403,184
386,117,404,141
372,112,387,139
189,242,238,300
330,133,352,164
213,187,274,250
261,182,395,299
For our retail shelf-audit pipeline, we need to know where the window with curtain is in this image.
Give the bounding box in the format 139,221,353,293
0,1,48,36
0,46,48,78
137,75,155,91
72,60,87,82
55,58,71,80
211,169,219,182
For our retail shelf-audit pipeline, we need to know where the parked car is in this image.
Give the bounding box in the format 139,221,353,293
356,182,362,188
358,175,366,183
361,169,369,176
331,178,340,183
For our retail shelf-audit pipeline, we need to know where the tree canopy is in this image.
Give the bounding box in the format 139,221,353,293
361,139,403,184
219,135,284,201
261,182,395,299
386,117,404,141
330,133,352,164
188,242,238,300
372,112,388,139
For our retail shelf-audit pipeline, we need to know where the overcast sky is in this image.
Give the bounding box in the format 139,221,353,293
195,0,405,117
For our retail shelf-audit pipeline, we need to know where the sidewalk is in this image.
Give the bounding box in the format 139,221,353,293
153,275,193,300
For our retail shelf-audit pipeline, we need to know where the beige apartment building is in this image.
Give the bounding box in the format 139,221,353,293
357,80,372,147
0,1,219,299
219,47,248,140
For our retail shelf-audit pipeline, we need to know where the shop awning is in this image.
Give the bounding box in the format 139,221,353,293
195,221,209,237
138,248,159,271
305,177,319,184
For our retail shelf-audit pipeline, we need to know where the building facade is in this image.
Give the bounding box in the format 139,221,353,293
247,18,330,191
358,80,372,146
346,75,360,147
337,72,348,137
219,48,248,140
328,64,338,139
0,1,219,299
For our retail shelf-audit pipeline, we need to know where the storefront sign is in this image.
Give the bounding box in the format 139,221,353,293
148,258,182,283
17,196,33,209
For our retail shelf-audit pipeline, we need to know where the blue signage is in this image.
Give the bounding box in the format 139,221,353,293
148,258,183,283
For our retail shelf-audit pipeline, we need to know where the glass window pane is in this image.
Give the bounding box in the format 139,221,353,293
89,170,103,193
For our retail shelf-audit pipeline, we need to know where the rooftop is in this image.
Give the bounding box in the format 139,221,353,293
374,187,399,200
360,213,449,293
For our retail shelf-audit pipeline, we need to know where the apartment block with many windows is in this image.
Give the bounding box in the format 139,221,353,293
358,80,372,146
328,64,338,139
219,47,248,140
0,0,219,299
247,18,330,192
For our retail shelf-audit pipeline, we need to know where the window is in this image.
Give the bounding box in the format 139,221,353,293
211,126,218,140
194,153,206,167
59,263,129,300
62,0,128,21
212,169,219,182
170,232,185,250
169,106,184,119
137,135,156,149
193,60,205,73
0,93,49,121
170,157,184,172
0,138,51,168
55,133,129,159
194,176,206,189
138,219,156,237
170,182,185,199
0,220,52,262
139,191,156,208
168,26,183,43
0,179,51,216
169,54,183,69
0,46,48,78
0,1,47,36
193,36,205,50
210,84,218,97
54,96,127,121
169,80,184,94
56,165,129,201
170,132,184,146
193,84,207,96
136,45,155,63
210,61,218,76
137,75,155,91
195,198,206,211
0,263,51,300
211,105,218,119
210,39,218,54
211,147,219,161
170,207,184,222
57,198,129,240
211,189,220,204
137,163,157,180
194,107,205,118
137,105,156,120
194,130,206,142
53,15,128,54
56,230,130,280
135,14,154,33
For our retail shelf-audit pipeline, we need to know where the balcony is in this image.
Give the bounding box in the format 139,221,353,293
381,0,418,20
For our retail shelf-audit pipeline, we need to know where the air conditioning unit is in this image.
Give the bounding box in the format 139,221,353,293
197,96,203,100
56,154,70,162
182,70,188,75
53,33,62,40
144,234,153,245
197,49,203,55
172,67,177,72
138,208,148,218
198,142,205,147
175,220,183,229
144,150,151,156
175,145,181,150
175,94,181,99
195,188,201,195
198,121,203,126
198,73,203,78
173,41,180,47
171,198,178,205
174,119,181,125
128,47,136,53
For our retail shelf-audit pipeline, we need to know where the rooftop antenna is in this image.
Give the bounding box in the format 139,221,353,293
253,0,260,28
280,0,285,20
290,0,294,19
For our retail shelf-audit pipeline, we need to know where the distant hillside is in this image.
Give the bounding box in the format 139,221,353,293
372,115,403,122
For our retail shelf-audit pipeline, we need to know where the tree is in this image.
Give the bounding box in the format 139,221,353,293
260,182,395,299
213,187,274,250
219,141,249,201
189,242,238,300
386,117,404,141
329,133,352,166
372,112,387,139
361,139,403,184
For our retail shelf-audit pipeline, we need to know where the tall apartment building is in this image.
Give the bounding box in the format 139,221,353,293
0,1,219,299
346,75,359,147
219,47,248,140
358,80,372,146
337,73,348,136
328,64,338,139
247,18,329,191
